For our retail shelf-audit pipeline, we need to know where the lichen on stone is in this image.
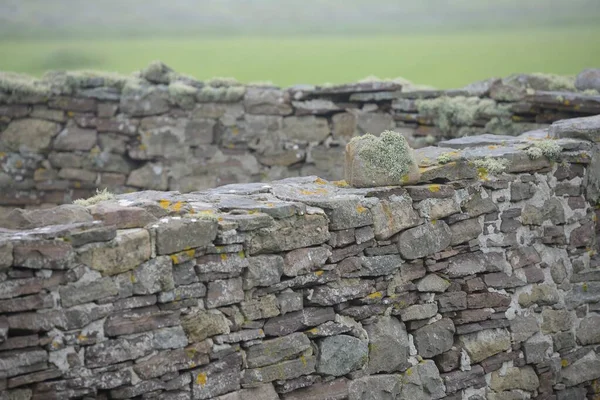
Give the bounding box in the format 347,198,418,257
73,188,115,206
417,96,510,135
358,75,435,92
472,156,510,175
0,71,51,97
168,81,198,109
206,77,241,88
526,139,562,161
437,153,453,164
529,73,576,91
42,70,132,92
196,86,246,103
350,130,415,181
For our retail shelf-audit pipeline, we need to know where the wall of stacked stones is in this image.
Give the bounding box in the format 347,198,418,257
1,117,600,399
1,64,600,209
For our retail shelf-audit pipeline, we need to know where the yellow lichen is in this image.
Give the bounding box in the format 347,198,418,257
367,291,383,299
159,199,171,209
300,188,328,196
356,205,368,213
332,180,349,187
429,184,441,192
196,372,207,386
315,271,324,276
561,359,569,368
220,254,228,261
314,177,328,185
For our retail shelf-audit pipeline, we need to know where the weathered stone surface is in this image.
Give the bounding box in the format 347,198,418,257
399,303,438,322
364,316,410,374
13,240,74,270
216,383,279,400
550,114,600,142
243,255,284,290
575,68,600,91
309,279,374,306
0,348,47,379
59,277,118,307
348,375,402,400
78,228,151,275
523,335,551,364
155,218,218,255
521,198,565,225
263,307,335,337
53,122,97,151
247,214,330,255
484,272,526,289
240,294,280,320
490,366,539,392
181,309,230,342
449,218,482,246
467,292,511,309
436,291,467,313
245,333,312,368
371,195,422,240
283,246,331,277
541,309,575,333
206,278,244,308
458,328,511,363
560,350,600,387
244,88,292,115
317,335,368,376
510,182,535,202
417,274,450,292
416,197,460,220
105,308,179,336
413,318,455,358
509,314,539,343
282,378,348,400
576,314,600,345
192,353,242,399
396,221,451,260
1,119,61,152
282,116,330,143
243,356,316,384
89,203,157,229
85,333,154,368
518,284,560,307
441,365,486,394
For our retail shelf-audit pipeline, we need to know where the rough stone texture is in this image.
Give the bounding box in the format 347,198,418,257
0,76,598,399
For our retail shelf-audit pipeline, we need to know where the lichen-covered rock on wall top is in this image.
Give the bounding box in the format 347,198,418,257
0,122,599,399
1,62,600,209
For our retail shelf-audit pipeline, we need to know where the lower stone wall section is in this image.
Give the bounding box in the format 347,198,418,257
1,129,600,399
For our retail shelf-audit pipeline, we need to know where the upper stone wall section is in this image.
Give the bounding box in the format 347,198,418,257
1,62,599,208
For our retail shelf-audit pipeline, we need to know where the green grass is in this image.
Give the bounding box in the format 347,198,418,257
1,26,599,88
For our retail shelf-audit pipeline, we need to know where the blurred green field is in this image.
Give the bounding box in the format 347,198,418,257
1,26,599,88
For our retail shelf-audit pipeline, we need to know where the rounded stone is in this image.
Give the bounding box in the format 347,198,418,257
317,334,368,376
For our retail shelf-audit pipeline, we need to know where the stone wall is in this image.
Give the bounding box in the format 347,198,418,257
1,116,599,399
1,63,600,209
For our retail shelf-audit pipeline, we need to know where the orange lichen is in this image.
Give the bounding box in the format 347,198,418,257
314,177,328,185
159,199,171,209
356,205,368,213
300,188,328,196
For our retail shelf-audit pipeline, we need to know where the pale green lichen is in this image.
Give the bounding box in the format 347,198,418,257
197,86,246,103
473,156,510,175
206,77,240,88
42,70,132,92
358,75,435,91
582,89,600,96
168,81,198,109
351,130,415,181
526,139,562,161
417,96,510,135
0,71,51,98
529,73,576,91
73,188,115,207
437,153,453,164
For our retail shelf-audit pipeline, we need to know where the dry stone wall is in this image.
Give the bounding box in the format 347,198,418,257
1,116,599,399
1,64,600,209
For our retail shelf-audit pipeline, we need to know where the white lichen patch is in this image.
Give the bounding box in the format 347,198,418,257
473,156,511,175
73,188,115,207
526,139,562,161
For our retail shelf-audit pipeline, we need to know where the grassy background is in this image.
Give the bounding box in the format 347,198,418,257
1,27,599,88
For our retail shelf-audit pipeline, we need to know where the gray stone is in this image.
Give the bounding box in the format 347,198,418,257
244,88,292,115
413,318,455,358
247,214,330,255
132,256,175,295
316,335,368,376
436,291,467,313
355,111,394,136
281,378,348,400
416,198,461,220
509,314,540,344
153,326,189,350
85,333,154,368
53,123,97,151
120,84,170,116
576,314,600,345
518,284,560,307
206,278,244,308
243,255,284,289
104,307,179,336
365,316,410,374
462,189,498,218
560,350,600,387
523,336,551,364
550,114,600,143
348,374,402,400
575,68,600,91
458,328,511,363
396,221,451,260
278,291,303,315
521,198,566,225
417,274,450,292
263,307,335,337
282,116,330,143
12,240,74,270
466,292,511,309
239,294,280,320
510,182,535,202
242,356,316,384
490,366,539,392
541,309,575,333
283,246,331,277
398,360,446,400
309,279,374,306
399,303,438,322
1,119,61,152
59,277,118,308
345,255,403,278
507,247,541,269
192,353,242,399
155,218,218,255
216,383,279,400
371,195,422,240
484,272,526,289
449,218,482,246
78,228,152,276
181,309,230,342
332,112,357,139
245,333,312,368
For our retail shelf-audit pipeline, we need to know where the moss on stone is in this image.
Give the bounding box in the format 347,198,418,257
197,86,246,103
168,81,198,109
350,130,415,181
42,70,132,92
206,77,240,88
73,188,115,207
437,153,453,164
473,156,510,175
529,73,576,91
417,96,510,135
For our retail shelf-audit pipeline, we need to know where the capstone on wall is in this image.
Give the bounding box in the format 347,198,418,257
1,63,600,209
0,116,599,399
